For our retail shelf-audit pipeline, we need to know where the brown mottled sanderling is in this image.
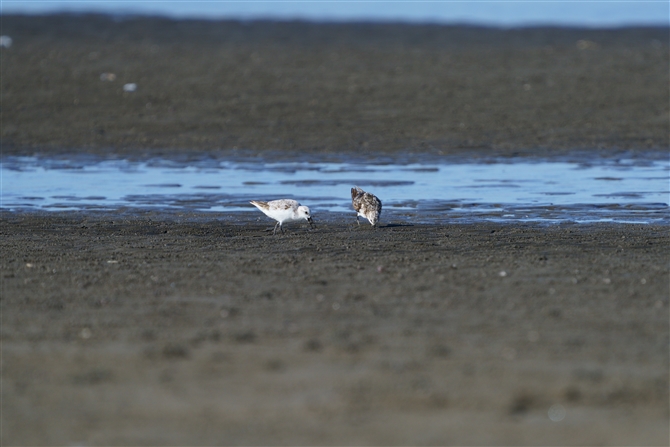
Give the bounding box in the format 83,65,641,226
351,186,382,226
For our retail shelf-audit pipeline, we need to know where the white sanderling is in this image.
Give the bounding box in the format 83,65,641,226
351,186,382,226
250,199,314,235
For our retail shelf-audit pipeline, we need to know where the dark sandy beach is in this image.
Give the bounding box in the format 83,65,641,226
2,15,668,156
1,15,669,445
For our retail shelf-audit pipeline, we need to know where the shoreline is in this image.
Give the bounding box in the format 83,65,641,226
4,146,670,163
2,209,669,227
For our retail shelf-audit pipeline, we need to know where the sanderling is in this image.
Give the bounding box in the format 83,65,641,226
250,199,314,235
351,186,382,226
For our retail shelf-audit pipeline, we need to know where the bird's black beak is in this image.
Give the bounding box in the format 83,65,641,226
308,216,315,228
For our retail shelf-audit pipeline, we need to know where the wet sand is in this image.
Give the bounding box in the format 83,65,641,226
2,212,668,445
1,15,669,446
2,15,668,156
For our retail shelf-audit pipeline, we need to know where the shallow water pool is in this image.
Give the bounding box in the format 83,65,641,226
2,155,668,224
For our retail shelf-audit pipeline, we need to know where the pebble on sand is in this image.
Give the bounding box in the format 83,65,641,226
0,36,12,48
100,72,116,81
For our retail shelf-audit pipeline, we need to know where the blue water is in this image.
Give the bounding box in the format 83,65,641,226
2,155,668,224
2,1,668,27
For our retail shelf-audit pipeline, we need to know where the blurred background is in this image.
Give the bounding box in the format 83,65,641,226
3,0,669,27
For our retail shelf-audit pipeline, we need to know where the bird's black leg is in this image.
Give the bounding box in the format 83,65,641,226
273,221,280,235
